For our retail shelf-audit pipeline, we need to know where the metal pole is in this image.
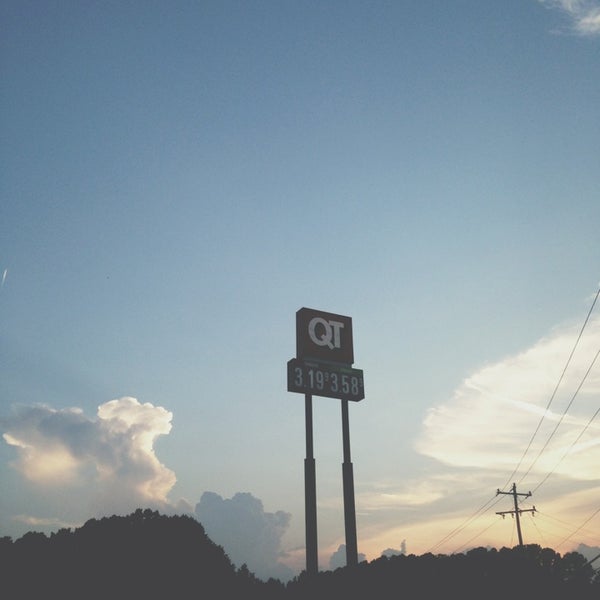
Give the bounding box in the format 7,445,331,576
341,399,358,567
304,394,318,576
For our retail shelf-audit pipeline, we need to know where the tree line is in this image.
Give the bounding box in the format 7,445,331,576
1,509,597,599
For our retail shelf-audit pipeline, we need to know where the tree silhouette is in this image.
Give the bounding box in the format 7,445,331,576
2,509,287,599
2,513,596,600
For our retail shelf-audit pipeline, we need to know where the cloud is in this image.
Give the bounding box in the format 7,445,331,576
2,397,176,516
539,0,600,35
328,544,366,570
355,313,600,558
415,315,600,485
13,514,80,530
1,398,297,581
576,543,600,563
357,479,448,511
195,491,294,582
381,540,406,557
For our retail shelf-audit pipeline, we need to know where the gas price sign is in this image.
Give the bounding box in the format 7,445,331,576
287,358,365,401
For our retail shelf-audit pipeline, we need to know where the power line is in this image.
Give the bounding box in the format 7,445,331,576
427,285,600,557
531,404,600,495
501,285,600,490
583,552,600,569
425,493,502,554
556,505,600,550
535,510,598,542
517,346,600,485
451,515,501,554
527,511,547,547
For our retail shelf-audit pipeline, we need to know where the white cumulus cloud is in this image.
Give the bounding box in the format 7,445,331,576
195,491,294,581
328,544,366,571
2,397,176,516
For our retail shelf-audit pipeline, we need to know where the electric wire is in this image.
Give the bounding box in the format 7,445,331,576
583,551,600,568
510,516,516,548
535,510,598,541
501,285,600,490
531,404,600,495
425,494,502,554
427,285,600,556
527,511,547,547
452,515,501,554
517,346,600,486
555,506,600,550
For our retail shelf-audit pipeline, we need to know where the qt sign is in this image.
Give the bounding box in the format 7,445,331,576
296,307,354,365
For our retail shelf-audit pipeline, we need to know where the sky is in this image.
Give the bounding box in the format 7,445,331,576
1,0,599,582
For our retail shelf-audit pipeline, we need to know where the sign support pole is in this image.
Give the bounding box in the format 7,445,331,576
290,307,364,576
304,393,318,576
341,399,358,567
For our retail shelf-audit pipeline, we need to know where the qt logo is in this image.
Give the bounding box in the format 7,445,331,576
308,317,345,349
296,307,354,365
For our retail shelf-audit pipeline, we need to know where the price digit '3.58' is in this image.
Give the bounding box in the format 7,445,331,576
330,372,338,392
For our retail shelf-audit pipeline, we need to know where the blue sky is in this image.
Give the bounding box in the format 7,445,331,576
1,0,599,580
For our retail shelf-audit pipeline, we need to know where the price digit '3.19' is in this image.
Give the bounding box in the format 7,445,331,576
308,369,325,390
315,369,324,390
294,367,303,388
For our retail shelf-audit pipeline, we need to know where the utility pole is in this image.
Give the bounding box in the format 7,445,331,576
496,483,536,547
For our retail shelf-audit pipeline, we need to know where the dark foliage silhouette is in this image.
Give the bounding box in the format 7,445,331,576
285,544,599,600
1,509,284,600
1,511,597,600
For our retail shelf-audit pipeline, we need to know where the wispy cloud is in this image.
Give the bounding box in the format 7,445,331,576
356,312,600,557
539,0,600,35
415,315,600,483
13,514,80,530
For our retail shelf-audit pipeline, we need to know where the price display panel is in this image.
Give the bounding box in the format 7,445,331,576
287,358,365,401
